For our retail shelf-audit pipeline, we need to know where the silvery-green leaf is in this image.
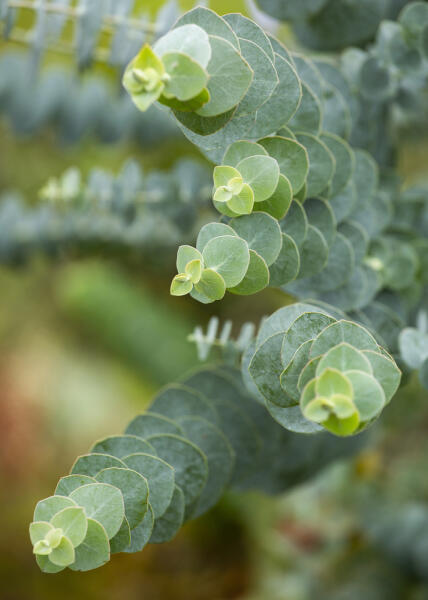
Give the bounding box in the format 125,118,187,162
55,475,96,497
361,350,401,403
257,173,292,220
71,453,126,477
151,384,219,426
95,467,148,530
297,225,328,279
304,197,336,247
259,136,309,195
281,312,335,368
196,36,253,118
124,504,154,553
236,155,280,203
223,140,268,167
174,6,239,49
229,250,270,295
146,434,208,507
69,518,110,572
230,212,282,266
281,200,308,247
224,12,274,61
288,82,322,135
269,233,300,287
196,222,237,252
70,483,125,539
123,453,175,519
50,507,88,548
163,52,208,101
110,517,131,554
90,435,155,459
149,485,185,543
310,320,379,359
126,412,184,438
233,38,278,118
179,416,234,518
296,133,335,197
346,370,386,421
153,24,212,68
320,132,354,197
202,235,250,287
250,54,302,139
34,495,77,522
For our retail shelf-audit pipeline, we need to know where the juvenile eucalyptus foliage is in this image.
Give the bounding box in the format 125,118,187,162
24,1,428,575
30,366,364,573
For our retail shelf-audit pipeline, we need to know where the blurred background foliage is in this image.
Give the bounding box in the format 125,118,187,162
0,0,427,599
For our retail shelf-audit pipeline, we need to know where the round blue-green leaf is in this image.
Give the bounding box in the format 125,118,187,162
202,235,250,287
320,133,354,197
50,507,88,548
304,232,354,293
163,52,208,101
229,250,269,296
69,518,110,572
317,343,372,376
249,333,288,406
153,24,212,68
36,555,65,574
123,453,175,519
55,475,96,497
196,223,237,252
110,517,131,554
310,320,379,359
151,384,219,426
281,200,308,247
297,225,328,279
196,36,253,118
126,412,184,438
90,435,154,459
296,133,335,197
233,38,278,118
224,12,274,61
230,212,282,266
259,136,309,195
146,434,208,507
281,312,336,368
149,485,185,544
70,483,125,539
174,7,239,50
347,370,386,421
193,268,227,302
71,453,126,477
95,467,148,530
257,174,292,220
251,54,302,138
223,140,268,167
288,82,322,135
180,416,234,518
269,233,300,287
236,155,280,203
124,504,154,553
362,350,401,403
266,400,323,434
34,495,77,522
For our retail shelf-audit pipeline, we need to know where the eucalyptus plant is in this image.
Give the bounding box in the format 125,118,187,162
0,0,425,575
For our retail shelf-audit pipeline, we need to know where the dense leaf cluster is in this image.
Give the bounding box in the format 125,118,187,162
31,366,363,572
245,302,401,436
